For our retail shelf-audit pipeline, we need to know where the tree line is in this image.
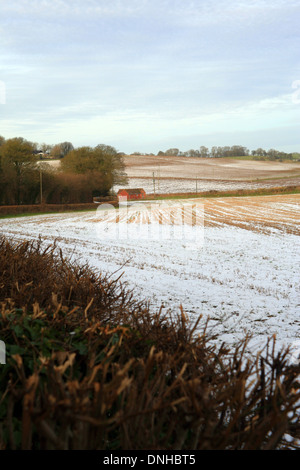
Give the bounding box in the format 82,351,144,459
0,136,127,205
132,145,299,160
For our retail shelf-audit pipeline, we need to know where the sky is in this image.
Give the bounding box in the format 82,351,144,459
0,0,300,154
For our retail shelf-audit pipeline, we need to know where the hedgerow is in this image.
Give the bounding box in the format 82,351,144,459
0,237,299,450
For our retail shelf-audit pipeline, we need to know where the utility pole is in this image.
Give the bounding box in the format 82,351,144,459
40,169,43,205
153,171,156,195
158,165,160,193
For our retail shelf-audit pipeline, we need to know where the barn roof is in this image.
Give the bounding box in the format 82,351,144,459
117,188,145,195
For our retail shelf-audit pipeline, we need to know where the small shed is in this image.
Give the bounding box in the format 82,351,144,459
117,188,146,201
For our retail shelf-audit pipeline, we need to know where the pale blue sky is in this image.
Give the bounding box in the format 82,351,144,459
0,0,300,153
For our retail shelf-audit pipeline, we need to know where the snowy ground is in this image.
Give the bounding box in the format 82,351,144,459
0,194,299,360
113,176,293,195
113,177,263,194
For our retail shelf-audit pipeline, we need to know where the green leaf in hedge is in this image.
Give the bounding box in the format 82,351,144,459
12,324,24,338
7,344,26,356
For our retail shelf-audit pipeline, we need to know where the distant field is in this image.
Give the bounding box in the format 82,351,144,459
115,155,300,194
122,154,300,179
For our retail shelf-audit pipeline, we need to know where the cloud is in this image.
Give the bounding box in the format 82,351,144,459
1,0,299,152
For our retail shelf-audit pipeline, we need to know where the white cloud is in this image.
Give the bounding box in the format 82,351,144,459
1,0,149,19
0,0,299,152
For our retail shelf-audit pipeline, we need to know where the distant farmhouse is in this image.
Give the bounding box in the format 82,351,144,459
117,188,146,201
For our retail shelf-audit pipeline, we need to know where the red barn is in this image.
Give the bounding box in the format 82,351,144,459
117,188,146,201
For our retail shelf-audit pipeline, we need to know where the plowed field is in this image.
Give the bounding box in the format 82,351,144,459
1,193,299,357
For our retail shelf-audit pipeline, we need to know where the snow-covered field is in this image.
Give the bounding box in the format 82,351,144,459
114,154,300,195
1,193,299,359
113,176,297,195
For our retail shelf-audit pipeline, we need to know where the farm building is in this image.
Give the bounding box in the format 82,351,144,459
117,188,146,201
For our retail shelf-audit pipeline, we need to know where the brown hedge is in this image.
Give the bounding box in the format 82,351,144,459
0,201,117,216
0,237,299,450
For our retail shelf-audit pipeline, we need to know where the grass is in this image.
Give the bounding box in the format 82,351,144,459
230,155,300,162
0,204,99,219
250,173,300,181
147,185,300,202
0,208,97,220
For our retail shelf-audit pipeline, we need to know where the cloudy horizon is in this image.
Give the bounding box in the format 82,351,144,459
1,0,300,154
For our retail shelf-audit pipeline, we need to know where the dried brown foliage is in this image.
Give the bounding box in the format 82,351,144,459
0,203,97,216
0,237,299,450
0,202,119,217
